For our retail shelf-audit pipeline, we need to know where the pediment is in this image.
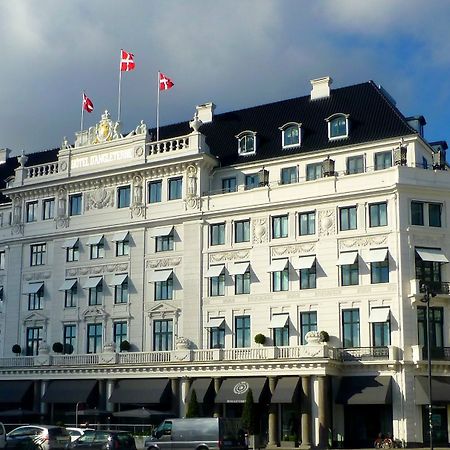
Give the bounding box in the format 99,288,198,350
81,306,108,319
147,301,180,317
23,311,48,324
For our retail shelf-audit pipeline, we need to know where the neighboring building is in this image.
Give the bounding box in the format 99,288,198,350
0,76,449,447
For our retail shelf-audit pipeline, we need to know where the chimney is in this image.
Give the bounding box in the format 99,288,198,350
310,76,333,100
196,102,216,124
406,116,426,137
0,148,11,165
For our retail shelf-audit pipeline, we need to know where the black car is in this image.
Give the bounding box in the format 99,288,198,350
69,430,136,450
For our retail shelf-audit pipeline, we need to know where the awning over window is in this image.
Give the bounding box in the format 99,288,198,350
269,314,289,328
335,376,392,404
148,270,173,282
109,379,170,404
108,274,128,286
366,248,388,263
337,251,358,265
150,226,173,238
42,380,98,403
111,231,129,242
205,317,225,328
416,248,449,263
22,282,44,295
59,279,77,291
187,378,214,403
215,377,268,403
205,265,225,277
61,237,79,249
271,377,300,403
228,262,250,275
415,376,450,405
82,276,103,289
0,380,33,403
368,307,390,323
291,255,316,270
86,235,103,246
267,259,288,272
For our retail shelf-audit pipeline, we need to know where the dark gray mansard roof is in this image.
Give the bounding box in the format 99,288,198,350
0,80,417,203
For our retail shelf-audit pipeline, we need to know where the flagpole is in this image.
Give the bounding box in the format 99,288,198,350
80,91,85,132
156,71,160,142
118,61,123,123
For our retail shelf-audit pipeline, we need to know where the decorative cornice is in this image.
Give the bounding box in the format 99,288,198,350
209,250,250,263
339,234,389,250
66,263,129,277
146,257,182,269
271,241,316,257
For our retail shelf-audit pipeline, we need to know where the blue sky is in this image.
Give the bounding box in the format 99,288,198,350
1,0,449,153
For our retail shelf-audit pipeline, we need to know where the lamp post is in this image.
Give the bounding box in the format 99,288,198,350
420,284,435,450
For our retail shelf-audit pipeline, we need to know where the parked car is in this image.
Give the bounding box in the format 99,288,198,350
66,428,95,443
68,430,136,450
6,425,71,450
0,423,6,450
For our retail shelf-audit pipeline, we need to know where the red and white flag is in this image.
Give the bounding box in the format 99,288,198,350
120,49,135,71
83,93,94,113
159,72,174,90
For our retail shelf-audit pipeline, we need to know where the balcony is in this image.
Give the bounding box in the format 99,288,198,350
338,346,393,361
410,279,450,297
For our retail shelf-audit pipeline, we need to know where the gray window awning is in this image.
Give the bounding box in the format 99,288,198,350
205,317,225,328
83,276,103,289
271,377,300,403
148,270,173,282
291,255,316,270
269,314,289,328
335,376,392,405
187,378,214,403
42,380,98,403
86,234,103,246
22,282,44,295
416,248,449,263
228,262,250,275
61,237,79,249
108,274,128,286
368,307,390,323
215,377,268,403
150,226,174,238
59,279,77,291
267,259,288,272
415,376,450,405
0,380,33,403
366,248,388,263
109,379,170,404
205,265,225,277
111,231,129,242
337,251,358,265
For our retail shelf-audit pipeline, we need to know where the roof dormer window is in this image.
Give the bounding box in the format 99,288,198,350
326,113,349,140
236,131,256,155
279,123,302,149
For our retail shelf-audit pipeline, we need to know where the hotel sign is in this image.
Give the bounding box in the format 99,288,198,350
72,148,135,169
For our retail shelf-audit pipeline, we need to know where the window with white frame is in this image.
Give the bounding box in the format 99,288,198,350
299,211,315,236
113,321,128,349
0,251,4,270
234,220,250,243
210,223,225,246
117,185,131,208
374,151,392,170
280,166,298,185
280,123,301,148
346,155,364,174
272,215,288,239
30,243,46,266
369,202,388,227
69,193,82,216
306,163,323,181
236,131,256,155
26,201,38,222
42,198,55,220
327,114,349,139
153,319,173,351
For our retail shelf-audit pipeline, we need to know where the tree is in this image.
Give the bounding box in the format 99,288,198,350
186,389,200,418
241,388,256,435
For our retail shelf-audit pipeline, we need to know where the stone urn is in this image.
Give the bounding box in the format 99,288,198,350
305,331,321,345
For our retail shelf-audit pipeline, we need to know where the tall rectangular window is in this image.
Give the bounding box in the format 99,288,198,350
117,185,131,208
87,323,102,354
64,282,77,308
429,203,442,227
369,202,388,227
168,177,182,200
116,237,130,256
234,220,250,243
272,267,289,292
415,251,442,291
300,264,316,289
113,321,128,349
342,309,360,348
235,315,251,348
69,194,82,216
26,327,42,356
300,311,317,345
210,223,225,246
374,151,392,170
299,211,315,236
28,285,44,310
210,323,225,349
280,167,298,185
346,155,364,174
90,240,104,259
306,163,322,181
210,273,225,296
222,177,237,193
42,198,55,220
0,251,5,270
153,319,173,351
30,244,46,266
245,174,259,190
114,278,129,304
148,180,162,203
372,320,390,347
417,306,443,349
341,262,359,286
26,201,38,222
273,322,289,346
371,259,389,284
339,206,357,231
156,233,174,252
88,281,103,306
411,201,424,225
66,243,79,262
63,324,76,354
235,269,251,295
155,275,173,300
272,215,288,239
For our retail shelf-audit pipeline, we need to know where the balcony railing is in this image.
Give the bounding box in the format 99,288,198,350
422,346,450,360
338,346,390,361
418,281,450,295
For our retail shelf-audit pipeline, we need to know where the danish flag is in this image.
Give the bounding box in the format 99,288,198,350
83,93,94,113
159,72,174,91
120,49,135,71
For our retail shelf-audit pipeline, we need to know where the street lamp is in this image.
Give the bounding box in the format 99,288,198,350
420,284,436,450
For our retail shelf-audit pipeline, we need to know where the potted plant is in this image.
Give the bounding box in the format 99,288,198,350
12,344,21,356
52,342,64,353
254,333,266,345
319,331,330,343
119,340,131,352
64,343,74,354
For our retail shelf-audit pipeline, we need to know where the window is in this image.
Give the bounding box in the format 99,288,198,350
328,115,348,139
347,155,364,174
273,266,289,292
281,124,300,148
300,311,317,345
411,201,424,225
90,239,104,259
69,194,82,216
168,177,182,200
117,185,131,208
113,321,128,349
429,203,442,227
369,202,388,227
417,306,443,349
371,255,389,284
341,261,359,286
422,157,428,169
155,274,173,300
339,206,357,231
371,313,390,347
234,220,250,243
153,319,173,351
116,237,130,256
273,321,289,346
28,284,44,310
114,277,129,304
63,325,76,353
156,232,174,252
209,322,225,349
415,250,442,291
66,242,79,263
222,177,237,193
300,263,316,289
237,133,256,155
210,272,225,296
342,309,360,348
87,323,102,354
306,163,322,181
26,327,42,356
374,151,392,170
0,286,3,302
299,211,315,236
210,223,225,246
42,198,55,220
235,268,251,295
235,315,251,348
272,215,288,239
280,167,298,185
148,180,162,203
0,251,5,270
30,243,46,266
88,280,103,306
245,174,259,190
26,201,38,223
64,281,77,308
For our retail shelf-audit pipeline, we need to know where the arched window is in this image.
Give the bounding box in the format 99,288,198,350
279,123,302,148
326,114,349,140
236,131,257,155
